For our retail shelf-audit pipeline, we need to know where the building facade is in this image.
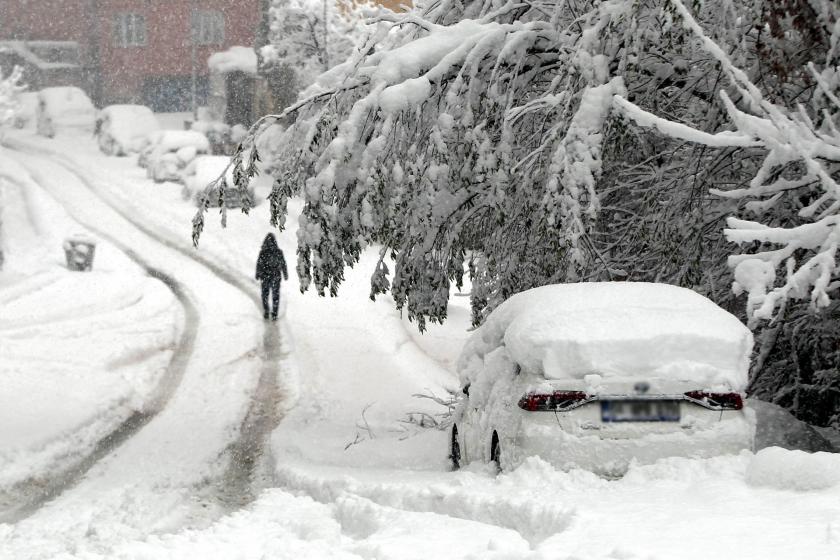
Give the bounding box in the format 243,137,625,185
1,1,260,110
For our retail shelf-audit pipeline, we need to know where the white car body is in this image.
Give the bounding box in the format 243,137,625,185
36,86,96,138
96,105,160,156
13,92,39,129
452,282,755,476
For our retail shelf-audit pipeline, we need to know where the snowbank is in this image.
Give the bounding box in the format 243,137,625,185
747,447,840,491
208,46,257,75
459,282,753,389
96,105,160,155
0,146,181,490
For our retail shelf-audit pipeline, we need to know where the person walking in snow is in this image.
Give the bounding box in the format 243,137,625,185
255,233,288,320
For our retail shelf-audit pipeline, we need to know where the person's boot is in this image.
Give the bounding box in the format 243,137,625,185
263,311,269,320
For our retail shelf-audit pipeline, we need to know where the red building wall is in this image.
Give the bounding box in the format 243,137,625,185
1,0,259,108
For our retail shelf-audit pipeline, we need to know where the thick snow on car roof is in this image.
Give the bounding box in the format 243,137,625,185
459,282,753,390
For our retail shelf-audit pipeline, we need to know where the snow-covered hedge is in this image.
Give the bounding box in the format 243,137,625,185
0,65,25,129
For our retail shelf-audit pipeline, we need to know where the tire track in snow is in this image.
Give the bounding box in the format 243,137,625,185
0,173,198,524
5,139,288,515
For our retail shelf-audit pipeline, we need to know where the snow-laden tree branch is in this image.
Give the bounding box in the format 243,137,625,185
195,0,839,336
263,0,637,330
613,0,840,325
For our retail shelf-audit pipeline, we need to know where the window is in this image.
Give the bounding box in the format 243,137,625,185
113,13,147,47
192,10,225,45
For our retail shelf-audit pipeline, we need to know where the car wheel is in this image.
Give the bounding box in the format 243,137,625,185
490,431,501,473
450,425,461,470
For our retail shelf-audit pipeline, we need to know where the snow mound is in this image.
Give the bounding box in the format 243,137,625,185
459,282,753,389
746,447,840,491
208,46,257,75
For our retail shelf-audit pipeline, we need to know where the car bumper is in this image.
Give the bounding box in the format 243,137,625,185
507,412,754,476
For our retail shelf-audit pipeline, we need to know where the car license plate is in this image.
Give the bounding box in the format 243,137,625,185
601,400,681,422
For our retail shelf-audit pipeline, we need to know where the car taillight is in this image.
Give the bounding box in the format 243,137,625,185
684,391,744,410
517,391,589,412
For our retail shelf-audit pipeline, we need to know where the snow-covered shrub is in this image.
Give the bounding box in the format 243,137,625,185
36,86,96,138
96,104,160,156
0,65,25,129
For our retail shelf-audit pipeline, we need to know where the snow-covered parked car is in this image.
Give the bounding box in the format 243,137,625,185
451,282,755,476
183,155,255,209
139,130,210,182
36,86,96,137
95,105,160,156
13,92,39,129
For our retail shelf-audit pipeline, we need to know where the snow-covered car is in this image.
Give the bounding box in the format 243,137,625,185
36,86,96,137
95,104,160,156
139,130,210,183
13,92,39,129
183,155,255,209
189,119,232,154
451,283,756,476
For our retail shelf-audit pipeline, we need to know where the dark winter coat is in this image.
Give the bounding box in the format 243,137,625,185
256,234,289,282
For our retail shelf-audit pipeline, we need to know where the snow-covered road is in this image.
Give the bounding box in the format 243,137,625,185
0,136,287,554
1,131,840,560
